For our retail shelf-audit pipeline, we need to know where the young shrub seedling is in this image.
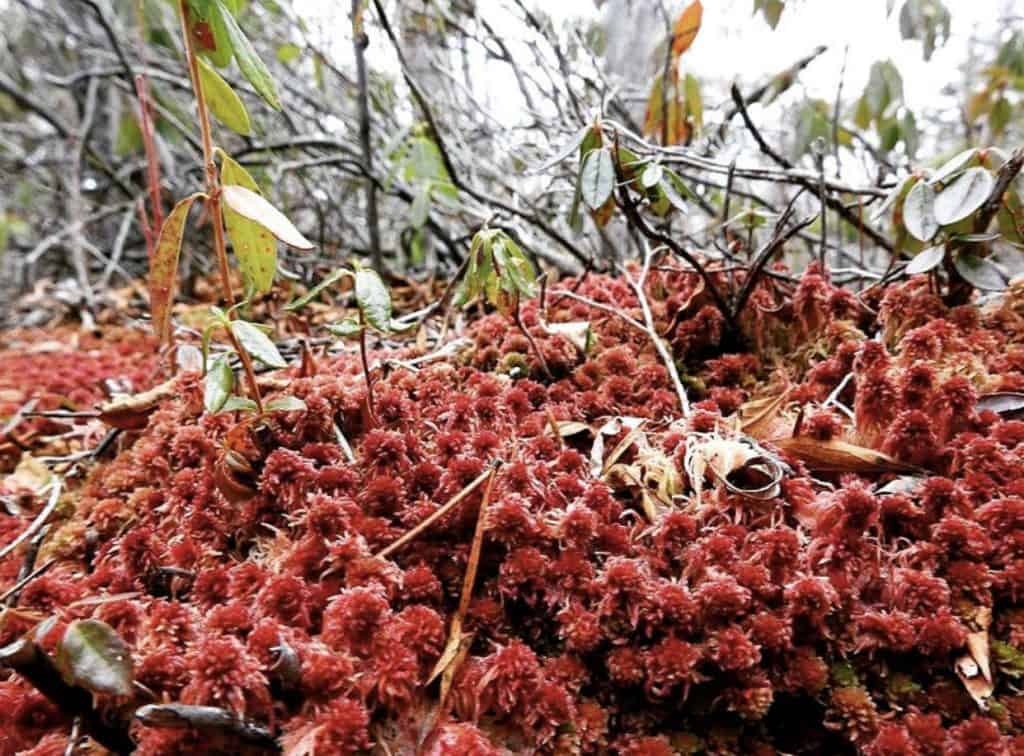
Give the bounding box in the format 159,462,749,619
287,264,407,426
454,228,550,377
148,0,313,407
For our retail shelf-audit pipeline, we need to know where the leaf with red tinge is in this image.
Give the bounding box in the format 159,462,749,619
221,185,313,250
149,193,201,344
671,0,703,58
221,155,276,292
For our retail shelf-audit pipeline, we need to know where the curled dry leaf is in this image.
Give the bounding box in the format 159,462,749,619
684,434,787,505
544,320,592,355
149,194,202,345
978,392,1024,419
98,377,180,430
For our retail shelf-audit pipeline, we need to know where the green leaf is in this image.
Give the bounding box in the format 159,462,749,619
204,354,234,413
930,148,978,185
905,245,944,275
222,395,259,412
220,155,277,292
684,73,703,131
276,43,302,64
410,185,431,228
221,185,313,250
326,316,363,338
953,252,1005,292
991,97,1012,137
213,0,281,110
56,620,133,697
934,167,995,225
499,237,537,298
197,57,250,135
998,190,1024,244
284,269,349,311
872,175,913,222
531,125,590,174
149,193,202,344
231,320,287,368
580,148,615,211
355,268,392,332
202,0,234,68
265,395,307,412
114,113,143,156
903,179,938,242
661,176,689,214
641,163,664,189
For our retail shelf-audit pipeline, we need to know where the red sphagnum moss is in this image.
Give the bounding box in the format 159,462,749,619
6,268,1024,753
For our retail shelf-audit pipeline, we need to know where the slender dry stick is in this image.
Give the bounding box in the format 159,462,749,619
358,313,377,425
427,461,502,691
375,466,495,559
455,463,499,620
351,0,381,270
134,74,163,235
513,296,552,379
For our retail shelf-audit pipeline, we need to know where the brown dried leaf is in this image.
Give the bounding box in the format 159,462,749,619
740,390,790,438
956,629,994,710
770,436,917,473
97,377,179,430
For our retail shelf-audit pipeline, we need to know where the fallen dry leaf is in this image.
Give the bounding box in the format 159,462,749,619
770,437,919,474
97,377,179,430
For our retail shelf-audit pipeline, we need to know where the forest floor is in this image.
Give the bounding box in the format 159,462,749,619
3,265,1024,754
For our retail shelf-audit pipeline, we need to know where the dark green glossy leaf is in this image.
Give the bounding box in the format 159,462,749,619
935,167,995,225
903,179,938,241
222,395,259,412
327,316,363,339
56,620,133,697
531,125,590,174
929,148,978,185
641,163,664,189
